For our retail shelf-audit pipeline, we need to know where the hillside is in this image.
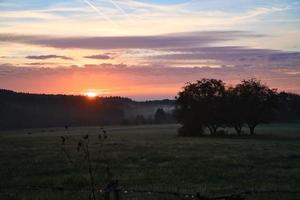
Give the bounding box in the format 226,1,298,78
0,89,175,130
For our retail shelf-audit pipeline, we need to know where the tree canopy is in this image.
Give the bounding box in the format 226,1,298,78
175,79,280,136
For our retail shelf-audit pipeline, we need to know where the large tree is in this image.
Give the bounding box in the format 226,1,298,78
224,87,245,135
175,79,226,136
232,79,278,135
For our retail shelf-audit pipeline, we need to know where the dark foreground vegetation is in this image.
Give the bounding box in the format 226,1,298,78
0,124,299,200
175,79,300,136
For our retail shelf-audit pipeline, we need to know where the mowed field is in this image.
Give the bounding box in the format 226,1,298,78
0,124,300,200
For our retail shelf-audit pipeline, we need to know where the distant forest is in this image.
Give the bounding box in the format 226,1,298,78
0,89,174,130
0,88,299,130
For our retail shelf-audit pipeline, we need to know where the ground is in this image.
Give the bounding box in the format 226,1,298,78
0,123,300,200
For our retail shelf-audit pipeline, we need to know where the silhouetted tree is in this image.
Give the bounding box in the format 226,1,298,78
175,79,226,136
225,87,245,135
175,79,282,136
154,108,167,124
232,79,278,135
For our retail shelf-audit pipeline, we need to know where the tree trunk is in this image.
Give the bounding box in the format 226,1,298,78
248,124,257,135
208,125,218,135
234,124,242,136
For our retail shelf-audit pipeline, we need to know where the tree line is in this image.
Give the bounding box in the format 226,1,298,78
175,78,300,136
0,89,174,130
0,90,129,129
122,108,175,125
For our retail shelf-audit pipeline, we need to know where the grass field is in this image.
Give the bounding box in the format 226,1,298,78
0,123,300,200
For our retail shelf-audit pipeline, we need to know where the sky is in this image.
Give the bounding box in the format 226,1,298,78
0,0,300,100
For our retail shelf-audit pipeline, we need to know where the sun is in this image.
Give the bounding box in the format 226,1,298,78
84,92,98,98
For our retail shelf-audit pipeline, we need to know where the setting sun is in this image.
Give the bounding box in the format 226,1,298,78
85,92,98,98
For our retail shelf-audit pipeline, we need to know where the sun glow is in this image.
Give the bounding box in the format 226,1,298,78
85,92,98,98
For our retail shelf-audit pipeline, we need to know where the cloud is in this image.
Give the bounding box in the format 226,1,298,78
0,31,262,50
147,46,300,69
0,0,296,38
1,56,17,59
23,62,57,66
84,63,126,68
84,54,113,60
25,54,73,60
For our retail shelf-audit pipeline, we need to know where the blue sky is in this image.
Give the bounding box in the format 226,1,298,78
1,0,299,39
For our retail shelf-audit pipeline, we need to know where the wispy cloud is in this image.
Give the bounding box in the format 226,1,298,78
26,54,73,60
0,1,293,36
23,62,57,66
0,31,261,49
84,54,113,59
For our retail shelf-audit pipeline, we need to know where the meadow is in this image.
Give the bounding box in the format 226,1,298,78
0,123,299,200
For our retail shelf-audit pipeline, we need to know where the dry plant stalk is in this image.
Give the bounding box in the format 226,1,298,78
61,127,110,200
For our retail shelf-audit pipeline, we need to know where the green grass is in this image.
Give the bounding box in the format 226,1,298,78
0,123,300,200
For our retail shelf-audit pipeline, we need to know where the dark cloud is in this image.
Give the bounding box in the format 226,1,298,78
0,56,17,59
0,31,262,50
84,63,126,68
24,62,57,66
151,46,300,68
1,62,295,80
157,46,279,60
26,54,73,60
84,54,113,60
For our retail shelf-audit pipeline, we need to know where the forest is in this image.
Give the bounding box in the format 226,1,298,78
0,89,174,130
